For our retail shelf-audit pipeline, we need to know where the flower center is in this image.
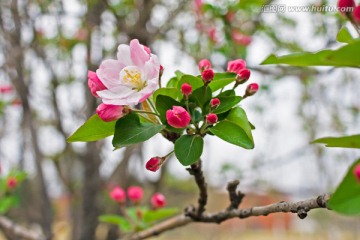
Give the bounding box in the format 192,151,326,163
120,66,145,90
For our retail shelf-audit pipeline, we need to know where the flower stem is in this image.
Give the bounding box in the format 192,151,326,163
164,150,174,158
131,109,160,117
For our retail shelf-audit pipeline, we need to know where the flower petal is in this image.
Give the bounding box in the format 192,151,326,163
96,59,125,89
130,39,150,67
143,55,160,80
97,86,134,102
117,44,133,66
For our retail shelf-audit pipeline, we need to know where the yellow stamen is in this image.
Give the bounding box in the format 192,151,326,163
123,69,143,89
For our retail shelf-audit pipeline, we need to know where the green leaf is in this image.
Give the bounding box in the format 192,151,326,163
166,77,178,88
261,41,360,67
213,95,242,114
67,114,116,142
226,107,254,141
177,75,204,92
153,88,180,103
0,196,18,214
175,135,204,166
155,95,183,123
112,113,165,149
208,72,236,92
99,215,132,232
312,134,360,149
143,208,179,223
337,27,354,44
209,107,254,149
189,86,212,110
328,158,360,215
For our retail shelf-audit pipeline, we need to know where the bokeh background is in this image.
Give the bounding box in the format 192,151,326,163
0,0,359,239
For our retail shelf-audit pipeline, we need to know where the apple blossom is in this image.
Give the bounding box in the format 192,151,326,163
95,39,160,106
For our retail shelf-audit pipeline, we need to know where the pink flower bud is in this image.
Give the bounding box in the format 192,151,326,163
0,85,13,94
181,83,192,96
159,65,164,77
198,59,212,72
96,103,125,122
227,59,246,74
210,98,220,108
245,83,259,97
232,31,252,46
146,157,163,172
6,177,17,189
354,6,360,23
338,0,355,15
202,69,214,83
127,186,144,203
88,70,107,98
236,68,251,84
110,186,126,203
206,113,218,125
151,193,167,209
354,164,360,182
166,106,191,128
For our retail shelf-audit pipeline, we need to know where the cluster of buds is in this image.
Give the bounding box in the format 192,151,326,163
198,59,214,84
109,186,166,209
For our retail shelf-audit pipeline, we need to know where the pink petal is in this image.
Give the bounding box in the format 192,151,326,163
96,59,125,89
130,39,150,67
143,55,160,80
117,44,133,66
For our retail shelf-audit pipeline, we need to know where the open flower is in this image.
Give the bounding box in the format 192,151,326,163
95,39,160,106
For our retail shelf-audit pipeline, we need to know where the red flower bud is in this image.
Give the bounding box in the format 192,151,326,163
227,59,246,74
159,65,164,78
0,85,13,94
96,103,125,122
127,186,144,203
236,68,251,84
354,5,360,23
206,113,218,125
202,69,214,83
198,59,211,72
151,193,167,209
354,164,360,182
181,83,192,96
109,186,126,203
146,157,163,172
6,177,17,189
338,0,355,15
166,106,191,128
88,70,107,98
210,98,220,108
245,83,259,97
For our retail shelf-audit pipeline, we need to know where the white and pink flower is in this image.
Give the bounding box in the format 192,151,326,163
94,39,160,106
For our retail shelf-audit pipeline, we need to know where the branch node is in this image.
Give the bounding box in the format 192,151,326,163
297,207,308,219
